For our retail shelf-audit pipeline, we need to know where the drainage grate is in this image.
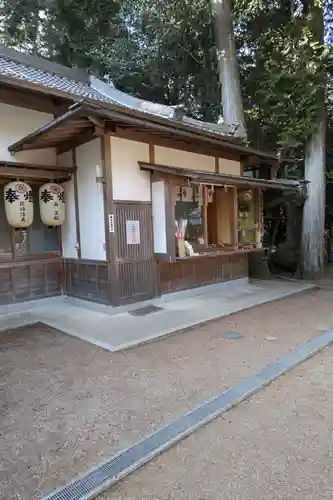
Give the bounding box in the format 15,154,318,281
129,305,163,316
41,330,333,500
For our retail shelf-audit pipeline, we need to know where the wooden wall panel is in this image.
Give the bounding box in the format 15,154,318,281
248,249,271,279
0,258,62,304
158,252,248,294
114,201,156,304
64,258,110,303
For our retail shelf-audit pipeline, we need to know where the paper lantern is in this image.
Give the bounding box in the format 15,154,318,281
4,181,34,229
39,183,65,227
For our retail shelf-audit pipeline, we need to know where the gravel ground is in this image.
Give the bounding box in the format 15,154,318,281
102,346,333,500
1,288,333,499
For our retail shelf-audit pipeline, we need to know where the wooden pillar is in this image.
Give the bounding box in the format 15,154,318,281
215,157,219,174
232,187,239,247
148,143,160,296
71,148,81,259
100,135,118,304
203,185,209,245
149,143,155,164
254,188,264,247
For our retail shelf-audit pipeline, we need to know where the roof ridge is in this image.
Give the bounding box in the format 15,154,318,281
89,75,238,137
0,45,89,83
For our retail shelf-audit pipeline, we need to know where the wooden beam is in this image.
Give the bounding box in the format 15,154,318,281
106,125,241,162
140,162,299,191
100,135,118,304
149,143,155,164
72,148,81,259
0,166,71,181
0,84,58,114
0,73,82,106
53,100,73,117
8,104,87,154
87,115,105,129
93,125,105,137
106,122,117,134
56,127,95,155
203,185,209,245
0,159,76,172
101,106,277,161
232,187,239,247
0,74,277,163
240,158,245,176
215,157,219,173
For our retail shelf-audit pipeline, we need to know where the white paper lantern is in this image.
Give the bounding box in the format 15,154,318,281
4,181,34,229
39,183,65,227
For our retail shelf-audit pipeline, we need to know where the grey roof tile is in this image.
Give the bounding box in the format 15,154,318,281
0,54,116,104
0,48,239,140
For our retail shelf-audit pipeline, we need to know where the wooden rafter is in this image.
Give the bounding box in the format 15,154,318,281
0,165,71,181
0,159,76,172
56,126,100,155
139,162,300,192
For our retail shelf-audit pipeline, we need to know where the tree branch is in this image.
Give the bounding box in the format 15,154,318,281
178,44,204,66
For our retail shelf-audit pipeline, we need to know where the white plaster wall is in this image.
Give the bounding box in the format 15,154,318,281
76,139,106,260
0,103,56,165
155,146,215,173
58,151,77,258
111,137,151,201
61,178,77,258
152,181,167,253
57,150,73,168
219,157,241,176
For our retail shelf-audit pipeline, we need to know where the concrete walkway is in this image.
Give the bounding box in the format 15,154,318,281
0,278,313,352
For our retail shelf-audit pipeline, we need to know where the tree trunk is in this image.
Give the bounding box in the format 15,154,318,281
301,119,326,278
300,2,326,279
212,0,246,139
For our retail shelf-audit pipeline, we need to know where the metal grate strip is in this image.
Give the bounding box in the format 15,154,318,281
41,331,333,500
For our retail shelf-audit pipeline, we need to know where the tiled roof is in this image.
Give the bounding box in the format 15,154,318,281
0,53,116,104
0,46,249,144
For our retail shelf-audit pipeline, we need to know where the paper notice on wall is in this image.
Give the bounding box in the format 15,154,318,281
126,220,140,245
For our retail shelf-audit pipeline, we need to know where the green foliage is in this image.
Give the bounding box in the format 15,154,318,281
0,0,331,160
0,0,125,73
113,0,220,120
234,0,330,157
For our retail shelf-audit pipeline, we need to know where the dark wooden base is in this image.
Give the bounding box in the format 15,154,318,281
248,249,271,279
64,258,110,304
157,252,248,294
0,257,62,305
0,251,250,306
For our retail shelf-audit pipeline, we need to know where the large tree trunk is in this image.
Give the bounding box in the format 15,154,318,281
212,0,246,139
300,1,326,278
301,119,326,277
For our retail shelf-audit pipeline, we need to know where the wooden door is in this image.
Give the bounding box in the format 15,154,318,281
114,201,157,304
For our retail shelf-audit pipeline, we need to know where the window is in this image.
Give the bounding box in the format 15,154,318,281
173,185,205,257
238,189,255,245
170,182,259,258
175,201,205,244
172,183,237,257
1,183,60,260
